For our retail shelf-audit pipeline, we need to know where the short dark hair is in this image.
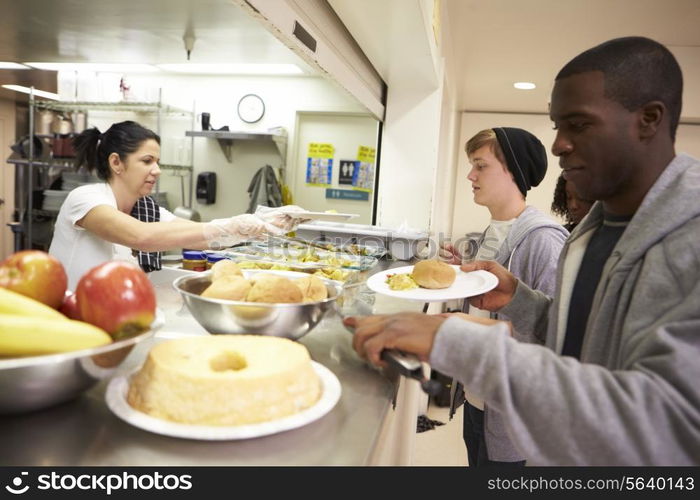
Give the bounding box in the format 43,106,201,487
556,36,683,140
73,120,160,181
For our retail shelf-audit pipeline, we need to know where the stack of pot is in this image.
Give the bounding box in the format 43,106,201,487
35,110,88,159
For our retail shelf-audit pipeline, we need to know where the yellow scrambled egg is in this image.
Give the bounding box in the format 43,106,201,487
387,273,418,290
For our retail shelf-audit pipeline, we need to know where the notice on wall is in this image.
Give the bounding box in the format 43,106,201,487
306,143,334,187
353,146,376,192
326,188,369,201
339,159,357,186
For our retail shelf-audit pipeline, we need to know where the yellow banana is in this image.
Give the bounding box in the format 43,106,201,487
0,315,111,356
0,287,67,320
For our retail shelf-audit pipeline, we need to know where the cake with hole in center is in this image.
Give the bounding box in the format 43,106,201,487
126,336,321,425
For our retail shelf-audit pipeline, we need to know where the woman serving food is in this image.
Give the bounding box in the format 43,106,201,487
49,120,304,289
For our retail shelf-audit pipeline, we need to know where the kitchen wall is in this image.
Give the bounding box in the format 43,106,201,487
368,0,449,236
291,112,378,224
451,112,700,238
0,98,16,259
86,73,370,222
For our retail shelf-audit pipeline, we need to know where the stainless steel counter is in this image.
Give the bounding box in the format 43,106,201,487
0,259,422,466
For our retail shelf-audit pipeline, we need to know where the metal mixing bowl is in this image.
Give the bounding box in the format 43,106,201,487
0,328,155,415
172,270,343,339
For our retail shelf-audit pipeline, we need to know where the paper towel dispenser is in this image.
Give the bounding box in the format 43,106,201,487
196,172,216,205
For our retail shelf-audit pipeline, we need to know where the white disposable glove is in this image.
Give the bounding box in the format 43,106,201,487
203,214,282,249
254,205,311,234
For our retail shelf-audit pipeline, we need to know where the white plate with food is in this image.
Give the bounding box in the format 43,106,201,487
281,210,359,222
366,265,498,302
105,361,341,440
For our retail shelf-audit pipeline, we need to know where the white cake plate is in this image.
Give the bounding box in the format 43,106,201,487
105,361,341,440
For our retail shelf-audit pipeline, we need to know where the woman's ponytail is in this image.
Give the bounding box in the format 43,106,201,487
73,127,107,178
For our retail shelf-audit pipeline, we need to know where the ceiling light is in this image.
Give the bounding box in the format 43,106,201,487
2,84,60,100
156,63,303,75
514,82,536,90
0,62,30,69
24,62,159,73
183,33,196,61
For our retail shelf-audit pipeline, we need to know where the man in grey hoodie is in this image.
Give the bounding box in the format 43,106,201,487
346,36,700,465
442,127,568,466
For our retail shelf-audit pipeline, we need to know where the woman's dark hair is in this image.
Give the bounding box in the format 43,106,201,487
551,173,568,219
73,120,160,181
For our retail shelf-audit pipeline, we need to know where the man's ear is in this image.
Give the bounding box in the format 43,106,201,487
638,100,665,140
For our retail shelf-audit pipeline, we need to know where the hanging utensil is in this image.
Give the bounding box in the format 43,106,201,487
172,171,200,221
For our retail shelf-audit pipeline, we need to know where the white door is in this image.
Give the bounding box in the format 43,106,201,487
0,100,16,260
292,112,379,225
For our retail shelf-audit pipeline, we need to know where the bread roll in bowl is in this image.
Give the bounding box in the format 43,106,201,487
210,259,243,281
294,275,329,302
201,275,251,301
246,274,304,303
412,260,456,289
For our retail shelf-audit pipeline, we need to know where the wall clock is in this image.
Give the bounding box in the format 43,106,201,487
237,94,265,123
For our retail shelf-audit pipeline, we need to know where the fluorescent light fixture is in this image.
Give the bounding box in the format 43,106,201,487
2,84,60,100
0,62,30,69
24,62,159,73
514,81,536,90
157,63,303,75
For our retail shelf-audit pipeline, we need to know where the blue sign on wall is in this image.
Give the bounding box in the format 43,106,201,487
325,189,369,201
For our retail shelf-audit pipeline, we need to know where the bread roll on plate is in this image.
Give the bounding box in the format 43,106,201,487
412,260,456,289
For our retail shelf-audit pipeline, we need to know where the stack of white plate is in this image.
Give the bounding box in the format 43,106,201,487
42,190,70,211
61,171,100,191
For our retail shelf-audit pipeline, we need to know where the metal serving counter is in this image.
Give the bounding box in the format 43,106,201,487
0,259,423,466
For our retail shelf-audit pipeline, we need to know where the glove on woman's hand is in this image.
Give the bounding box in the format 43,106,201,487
254,205,311,234
203,213,280,249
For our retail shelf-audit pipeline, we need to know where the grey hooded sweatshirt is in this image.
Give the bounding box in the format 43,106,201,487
433,153,700,465
462,206,568,461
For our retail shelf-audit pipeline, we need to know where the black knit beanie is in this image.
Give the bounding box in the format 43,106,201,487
493,127,547,196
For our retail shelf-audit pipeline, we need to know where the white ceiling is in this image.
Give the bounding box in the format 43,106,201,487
1,0,699,121
0,0,313,65
444,0,700,120
0,0,314,100
330,0,700,121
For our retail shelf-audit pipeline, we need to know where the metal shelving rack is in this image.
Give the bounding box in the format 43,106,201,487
185,127,287,164
8,90,194,250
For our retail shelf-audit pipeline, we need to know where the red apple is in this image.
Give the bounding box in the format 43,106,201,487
59,291,81,320
76,261,156,339
0,250,68,309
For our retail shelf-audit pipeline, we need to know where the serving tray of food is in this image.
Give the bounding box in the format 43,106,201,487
226,242,378,271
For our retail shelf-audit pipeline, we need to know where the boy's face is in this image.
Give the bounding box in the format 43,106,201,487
467,145,520,208
550,71,640,207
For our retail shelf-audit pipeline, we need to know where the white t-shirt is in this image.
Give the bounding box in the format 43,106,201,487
49,183,175,290
465,218,515,410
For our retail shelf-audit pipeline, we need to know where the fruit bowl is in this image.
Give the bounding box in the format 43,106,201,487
173,270,343,339
0,327,156,415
